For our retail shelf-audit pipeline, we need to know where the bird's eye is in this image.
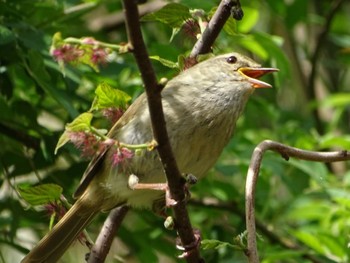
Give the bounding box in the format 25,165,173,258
226,56,237,64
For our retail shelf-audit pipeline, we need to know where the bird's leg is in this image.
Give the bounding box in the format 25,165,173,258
128,173,198,207
128,174,177,207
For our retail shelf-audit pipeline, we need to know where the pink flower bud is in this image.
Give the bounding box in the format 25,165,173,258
112,147,134,166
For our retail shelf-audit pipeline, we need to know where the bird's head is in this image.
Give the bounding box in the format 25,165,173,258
191,52,278,89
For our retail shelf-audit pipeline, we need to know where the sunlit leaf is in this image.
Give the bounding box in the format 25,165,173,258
91,83,131,110
237,6,259,33
66,112,93,132
141,3,191,28
318,134,350,149
150,56,178,69
201,239,240,250
18,184,63,206
318,93,350,108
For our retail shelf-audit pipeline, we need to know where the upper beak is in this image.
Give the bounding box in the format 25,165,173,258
238,67,279,88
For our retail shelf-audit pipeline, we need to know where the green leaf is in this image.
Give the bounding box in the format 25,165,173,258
0,25,16,45
23,50,79,118
55,112,93,153
292,231,325,254
149,56,178,69
319,93,350,108
18,184,63,206
223,17,238,36
201,239,240,250
252,32,290,84
54,131,70,154
291,230,347,261
91,83,131,110
288,159,328,186
318,134,350,149
208,7,237,36
66,112,93,132
237,7,259,33
141,3,191,28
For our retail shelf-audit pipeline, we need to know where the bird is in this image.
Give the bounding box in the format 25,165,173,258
21,52,277,262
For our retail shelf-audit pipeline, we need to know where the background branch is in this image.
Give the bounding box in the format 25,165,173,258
0,122,40,150
87,206,129,263
306,0,345,135
245,140,350,263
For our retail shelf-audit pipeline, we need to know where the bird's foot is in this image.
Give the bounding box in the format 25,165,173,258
128,174,177,207
128,173,198,208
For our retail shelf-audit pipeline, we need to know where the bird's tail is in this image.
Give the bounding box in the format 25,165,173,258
21,199,98,263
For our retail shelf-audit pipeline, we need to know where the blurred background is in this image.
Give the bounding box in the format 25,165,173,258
0,0,349,262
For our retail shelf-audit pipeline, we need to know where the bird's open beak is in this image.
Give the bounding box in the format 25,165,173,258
238,67,279,88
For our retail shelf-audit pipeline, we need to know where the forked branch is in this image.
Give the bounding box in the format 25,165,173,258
245,140,350,263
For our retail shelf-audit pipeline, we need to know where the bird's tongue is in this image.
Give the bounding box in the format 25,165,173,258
238,67,279,88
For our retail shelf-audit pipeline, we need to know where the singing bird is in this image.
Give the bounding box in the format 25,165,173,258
22,53,277,262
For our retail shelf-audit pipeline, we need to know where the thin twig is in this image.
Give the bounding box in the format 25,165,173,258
245,140,350,263
190,0,241,57
87,206,129,263
122,1,202,262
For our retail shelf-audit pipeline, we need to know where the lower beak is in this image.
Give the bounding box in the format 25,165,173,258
238,67,279,88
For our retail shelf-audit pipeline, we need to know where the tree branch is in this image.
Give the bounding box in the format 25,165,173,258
87,206,129,263
122,1,202,262
190,0,242,57
245,140,350,263
0,122,40,150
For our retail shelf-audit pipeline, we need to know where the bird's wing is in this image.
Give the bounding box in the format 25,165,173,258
73,93,147,199
73,144,111,198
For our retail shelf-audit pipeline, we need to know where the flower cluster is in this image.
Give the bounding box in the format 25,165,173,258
51,44,84,63
68,131,106,158
44,201,66,222
50,36,113,70
102,107,125,124
67,130,135,167
182,19,200,39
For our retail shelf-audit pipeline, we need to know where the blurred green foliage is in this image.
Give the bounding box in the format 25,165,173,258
0,0,349,262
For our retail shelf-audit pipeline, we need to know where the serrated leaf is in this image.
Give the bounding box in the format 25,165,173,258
149,56,178,69
91,83,131,110
141,3,191,28
18,184,63,206
66,112,93,132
